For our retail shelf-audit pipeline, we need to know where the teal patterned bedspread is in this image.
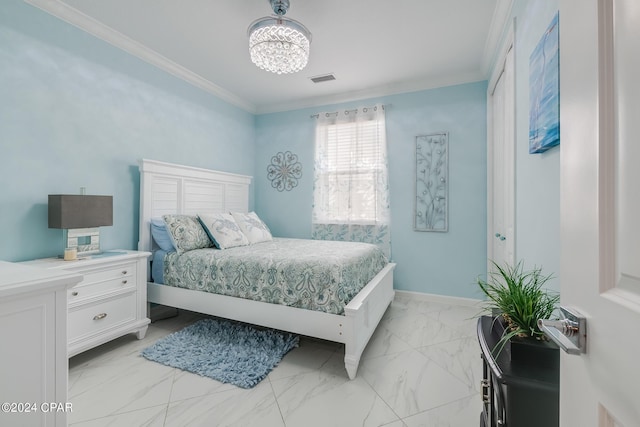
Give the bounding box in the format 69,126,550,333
163,238,388,315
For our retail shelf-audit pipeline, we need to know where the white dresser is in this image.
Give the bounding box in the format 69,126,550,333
23,250,151,357
0,261,82,427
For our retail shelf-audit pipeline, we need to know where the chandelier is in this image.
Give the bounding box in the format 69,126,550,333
247,0,311,74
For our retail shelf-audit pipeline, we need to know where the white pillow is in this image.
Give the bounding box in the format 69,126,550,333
231,211,273,244
197,213,249,249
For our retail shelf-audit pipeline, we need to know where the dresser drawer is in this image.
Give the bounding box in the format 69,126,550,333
68,262,136,302
69,292,137,342
74,262,135,286
21,250,151,357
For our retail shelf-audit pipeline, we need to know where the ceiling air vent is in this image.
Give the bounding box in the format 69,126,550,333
310,73,336,83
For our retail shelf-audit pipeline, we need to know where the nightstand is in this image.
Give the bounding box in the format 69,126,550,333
23,250,151,357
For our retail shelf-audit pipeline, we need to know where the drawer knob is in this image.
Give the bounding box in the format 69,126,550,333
93,313,108,321
122,280,128,285
71,291,78,296
122,270,128,275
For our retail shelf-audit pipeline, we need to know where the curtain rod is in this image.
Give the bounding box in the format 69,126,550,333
310,104,389,119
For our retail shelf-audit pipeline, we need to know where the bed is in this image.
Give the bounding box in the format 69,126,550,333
138,159,396,379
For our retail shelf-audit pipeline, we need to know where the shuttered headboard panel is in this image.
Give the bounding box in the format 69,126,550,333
138,159,252,253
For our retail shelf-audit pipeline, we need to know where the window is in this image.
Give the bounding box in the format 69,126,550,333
312,105,390,257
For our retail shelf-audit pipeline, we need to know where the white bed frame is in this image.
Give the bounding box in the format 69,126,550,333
138,159,395,379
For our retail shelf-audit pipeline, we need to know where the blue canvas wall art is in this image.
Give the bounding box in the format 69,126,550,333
529,12,559,154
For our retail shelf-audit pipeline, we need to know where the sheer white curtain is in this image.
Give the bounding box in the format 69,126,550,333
312,104,391,258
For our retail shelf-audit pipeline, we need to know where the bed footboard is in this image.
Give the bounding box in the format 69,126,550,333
342,262,396,379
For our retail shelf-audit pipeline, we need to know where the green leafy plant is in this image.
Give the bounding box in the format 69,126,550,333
477,260,559,355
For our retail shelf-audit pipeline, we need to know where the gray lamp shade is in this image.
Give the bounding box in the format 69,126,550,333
48,195,113,229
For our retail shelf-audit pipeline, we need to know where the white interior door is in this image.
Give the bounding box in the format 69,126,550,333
488,37,515,269
560,0,640,425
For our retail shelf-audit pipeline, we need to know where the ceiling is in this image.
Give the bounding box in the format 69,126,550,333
27,0,509,114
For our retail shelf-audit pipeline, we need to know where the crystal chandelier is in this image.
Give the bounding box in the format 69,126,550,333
247,0,311,74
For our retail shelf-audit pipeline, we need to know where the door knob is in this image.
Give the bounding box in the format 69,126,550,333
538,306,587,354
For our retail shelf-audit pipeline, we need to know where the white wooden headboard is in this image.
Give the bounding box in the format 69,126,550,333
138,159,252,253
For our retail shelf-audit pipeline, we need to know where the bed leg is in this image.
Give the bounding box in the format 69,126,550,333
344,354,360,380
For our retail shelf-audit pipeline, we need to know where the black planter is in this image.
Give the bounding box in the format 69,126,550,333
491,315,559,369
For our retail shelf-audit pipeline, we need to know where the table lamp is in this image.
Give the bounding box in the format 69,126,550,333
48,194,113,258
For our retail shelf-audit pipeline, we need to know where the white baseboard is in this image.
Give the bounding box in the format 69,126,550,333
394,289,483,308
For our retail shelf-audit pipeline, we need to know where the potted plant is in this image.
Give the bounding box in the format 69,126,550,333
477,260,560,360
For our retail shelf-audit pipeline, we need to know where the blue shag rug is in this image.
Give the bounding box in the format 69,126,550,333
141,318,299,389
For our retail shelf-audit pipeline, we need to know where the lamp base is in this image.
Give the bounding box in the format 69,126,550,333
65,228,101,258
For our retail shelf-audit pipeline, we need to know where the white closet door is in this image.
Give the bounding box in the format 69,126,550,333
488,41,515,269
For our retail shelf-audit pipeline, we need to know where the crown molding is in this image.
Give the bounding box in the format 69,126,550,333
23,0,257,114
481,0,514,78
255,71,486,115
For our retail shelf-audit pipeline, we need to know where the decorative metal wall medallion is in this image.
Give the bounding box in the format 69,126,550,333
415,133,448,232
267,151,302,192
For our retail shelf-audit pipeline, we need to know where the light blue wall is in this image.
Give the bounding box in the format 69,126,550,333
0,0,255,262
255,83,488,299
511,0,561,291
2,0,492,300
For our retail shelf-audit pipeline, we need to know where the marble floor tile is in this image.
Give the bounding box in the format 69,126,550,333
164,381,283,427
361,323,413,360
68,355,175,424
316,350,354,378
380,298,415,321
382,311,467,349
69,404,167,427
271,370,399,427
425,305,486,338
169,369,237,402
359,349,472,419
402,395,481,427
267,336,339,381
68,364,84,391
65,296,486,427
416,336,482,392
